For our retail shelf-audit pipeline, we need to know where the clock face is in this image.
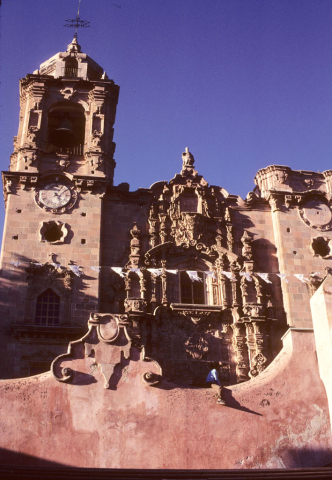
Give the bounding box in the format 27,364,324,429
35,182,77,213
39,183,72,209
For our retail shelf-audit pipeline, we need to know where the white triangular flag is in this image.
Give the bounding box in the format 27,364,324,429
111,267,127,278
147,268,163,277
257,273,272,284
222,271,236,280
130,268,142,276
166,269,178,274
9,261,20,267
276,273,289,283
294,274,309,283
90,266,101,273
206,271,217,280
68,265,82,277
240,272,253,282
187,271,203,282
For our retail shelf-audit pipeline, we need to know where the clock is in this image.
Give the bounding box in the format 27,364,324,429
35,182,77,213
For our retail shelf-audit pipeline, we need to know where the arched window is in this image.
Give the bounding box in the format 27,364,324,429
46,103,85,155
35,289,60,326
65,57,78,78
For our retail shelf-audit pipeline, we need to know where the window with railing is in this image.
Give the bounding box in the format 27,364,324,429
35,289,60,326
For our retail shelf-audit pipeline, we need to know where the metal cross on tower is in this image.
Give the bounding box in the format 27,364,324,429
64,0,90,39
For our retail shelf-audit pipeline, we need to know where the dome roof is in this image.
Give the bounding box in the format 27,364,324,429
33,37,107,81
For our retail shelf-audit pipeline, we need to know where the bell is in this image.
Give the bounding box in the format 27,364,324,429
48,117,77,148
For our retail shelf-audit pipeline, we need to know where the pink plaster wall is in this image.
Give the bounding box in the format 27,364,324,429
0,329,331,469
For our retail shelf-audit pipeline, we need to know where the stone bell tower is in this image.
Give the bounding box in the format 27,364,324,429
0,37,119,378
10,36,119,180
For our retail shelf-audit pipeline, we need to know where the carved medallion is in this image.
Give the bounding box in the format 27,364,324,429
299,198,332,231
185,333,209,360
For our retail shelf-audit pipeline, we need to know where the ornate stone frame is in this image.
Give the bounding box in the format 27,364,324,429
34,175,78,214
24,263,73,326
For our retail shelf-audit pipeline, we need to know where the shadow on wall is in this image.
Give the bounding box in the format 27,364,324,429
1,447,332,477
283,447,332,470
0,252,97,318
0,252,99,379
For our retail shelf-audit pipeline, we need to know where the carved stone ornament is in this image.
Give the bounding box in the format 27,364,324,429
26,262,74,298
303,178,315,189
60,86,77,100
124,298,147,313
51,313,162,389
299,197,332,231
250,352,267,378
39,220,69,244
307,273,325,296
274,171,288,184
178,308,221,324
56,153,70,171
242,304,265,318
92,130,103,147
185,333,209,360
245,191,258,205
85,151,105,171
268,193,284,212
241,231,253,260
126,223,142,268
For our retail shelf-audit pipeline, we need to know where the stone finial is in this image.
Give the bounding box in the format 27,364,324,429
67,36,82,53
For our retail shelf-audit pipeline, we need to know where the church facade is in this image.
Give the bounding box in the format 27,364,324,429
2,38,332,470
1,38,332,384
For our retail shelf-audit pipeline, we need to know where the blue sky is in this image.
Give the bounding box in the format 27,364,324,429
1,0,332,243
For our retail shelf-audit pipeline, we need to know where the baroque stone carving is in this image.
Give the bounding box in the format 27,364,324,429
103,152,282,388
185,333,209,360
51,313,162,389
126,223,141,268
24,261,75,324
250,352,267,377
299,197,332,231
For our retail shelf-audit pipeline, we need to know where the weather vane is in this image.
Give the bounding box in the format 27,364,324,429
64,0,90,39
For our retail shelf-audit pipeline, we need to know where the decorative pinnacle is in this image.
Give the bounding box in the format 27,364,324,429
64,0,90,41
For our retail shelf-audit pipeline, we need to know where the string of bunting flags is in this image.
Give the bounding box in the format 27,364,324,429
8,261,323,283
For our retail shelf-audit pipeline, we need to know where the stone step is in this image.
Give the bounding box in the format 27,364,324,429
2,466,332,480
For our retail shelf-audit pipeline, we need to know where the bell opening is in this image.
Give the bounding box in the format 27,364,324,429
46,103,85,155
